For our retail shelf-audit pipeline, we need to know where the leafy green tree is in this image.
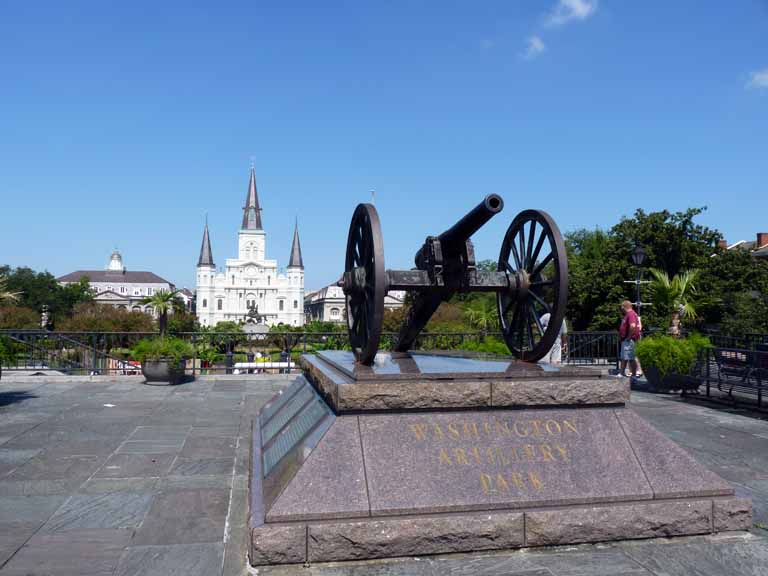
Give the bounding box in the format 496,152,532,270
0,276,21,304
56,302,155,332
0,266,93,326
464,295,498,332
166,311,198,334
0,306,40,329
139,290,179,336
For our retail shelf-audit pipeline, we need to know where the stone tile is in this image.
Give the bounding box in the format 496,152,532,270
79,477,159,494
158,474,232,490
6,453,102,481
169,457,233,476
181,436,237,458
41,492,153,532
1,528,133,576
615,409,735,499
222,489,249,576
0,522,39,566
117,440,186,454
359,408,652,516
0,448,42,476
188,425,239,438
0,478,78,495
146,487,228,515
94,453,176,478
128,425,191,442
622,538,768,576
0,494,67,524
526,500,713,546
308,512,525,563
115,543,224,576
267,416,369,521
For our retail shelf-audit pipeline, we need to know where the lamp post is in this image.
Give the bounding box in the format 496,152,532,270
631,244,646,316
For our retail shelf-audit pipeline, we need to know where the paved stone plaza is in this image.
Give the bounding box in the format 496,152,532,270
0,375,767,576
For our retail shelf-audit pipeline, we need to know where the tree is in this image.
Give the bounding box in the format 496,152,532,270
565,208,722,331
648,269,699,336
0,306,40,329
56,303,155,332
464,295,498,332
0,276,21,304
0,266,93,326
140,290,179,337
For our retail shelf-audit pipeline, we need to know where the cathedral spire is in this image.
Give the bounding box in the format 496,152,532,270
197,220,214,267
241,165,263,230
288,219,304,268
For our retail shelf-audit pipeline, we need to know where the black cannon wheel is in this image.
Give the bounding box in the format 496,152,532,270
497,209,568,362
344,203,385,365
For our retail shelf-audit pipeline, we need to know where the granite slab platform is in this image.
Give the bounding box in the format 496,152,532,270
249,376,752,566
300,351,624,412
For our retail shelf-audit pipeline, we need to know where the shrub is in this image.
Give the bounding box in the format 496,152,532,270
130,337,194,364
636,334,711,379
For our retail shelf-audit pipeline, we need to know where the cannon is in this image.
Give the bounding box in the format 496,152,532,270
340,195,568,365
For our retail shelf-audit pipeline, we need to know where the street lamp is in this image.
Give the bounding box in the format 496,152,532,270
631,244,646,315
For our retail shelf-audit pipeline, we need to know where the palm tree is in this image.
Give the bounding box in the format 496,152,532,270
648,268,699,337
0,276,21,305
465,297,498,333
140,289,180,337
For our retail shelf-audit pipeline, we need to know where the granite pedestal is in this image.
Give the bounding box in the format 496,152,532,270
248,352,752,566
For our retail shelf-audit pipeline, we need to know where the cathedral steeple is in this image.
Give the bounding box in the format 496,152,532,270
241,165,263,230
197,220,214,267
288,219,304,269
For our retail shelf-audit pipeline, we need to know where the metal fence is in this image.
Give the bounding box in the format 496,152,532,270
0,329,624,376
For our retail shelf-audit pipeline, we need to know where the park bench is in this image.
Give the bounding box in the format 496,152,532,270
713,347,767,404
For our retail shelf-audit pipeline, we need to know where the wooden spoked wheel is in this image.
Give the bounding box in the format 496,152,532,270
497,209,568,362
343,203,386,365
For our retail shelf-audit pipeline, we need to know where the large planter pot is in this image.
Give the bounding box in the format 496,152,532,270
142,358,187,385
643,365,700,392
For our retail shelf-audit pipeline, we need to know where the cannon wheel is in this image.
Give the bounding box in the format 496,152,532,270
497,209,568,362
344,203,386,365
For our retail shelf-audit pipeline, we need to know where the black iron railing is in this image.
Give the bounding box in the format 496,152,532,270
0,329,626,376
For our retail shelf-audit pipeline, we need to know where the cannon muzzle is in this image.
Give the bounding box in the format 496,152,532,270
414,194,504,266
439,194,504,250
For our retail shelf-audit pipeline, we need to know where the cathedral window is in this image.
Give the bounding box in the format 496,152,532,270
293,300,298,309
232,275,235,285
217,299,223,310
202,299,207,308
279,300,284,311
330,307,340,318
267,276,271,285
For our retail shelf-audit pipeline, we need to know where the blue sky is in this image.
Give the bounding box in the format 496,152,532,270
1,1,766,291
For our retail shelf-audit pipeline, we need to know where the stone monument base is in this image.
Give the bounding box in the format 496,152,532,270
248,353,752,566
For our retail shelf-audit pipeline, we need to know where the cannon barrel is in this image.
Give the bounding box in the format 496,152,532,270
415,194,504,266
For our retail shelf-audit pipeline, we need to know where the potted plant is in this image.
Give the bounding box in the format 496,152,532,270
130,336,194,385
636,333,711,391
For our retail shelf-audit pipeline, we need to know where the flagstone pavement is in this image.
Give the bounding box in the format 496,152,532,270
0,375,766,576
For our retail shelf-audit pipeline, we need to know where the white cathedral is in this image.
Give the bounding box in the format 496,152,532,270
195,166,305,327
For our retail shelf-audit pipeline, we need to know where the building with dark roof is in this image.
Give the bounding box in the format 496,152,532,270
58,250,178,315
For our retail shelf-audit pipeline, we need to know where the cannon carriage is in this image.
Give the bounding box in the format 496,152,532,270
340,195,568,365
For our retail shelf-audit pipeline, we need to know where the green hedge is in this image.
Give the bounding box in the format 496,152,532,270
636,333,711,379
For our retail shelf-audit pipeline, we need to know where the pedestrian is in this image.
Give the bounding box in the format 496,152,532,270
618,300,640,378
540,312,567,365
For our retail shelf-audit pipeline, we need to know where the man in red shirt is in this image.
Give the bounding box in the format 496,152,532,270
619,300,640,379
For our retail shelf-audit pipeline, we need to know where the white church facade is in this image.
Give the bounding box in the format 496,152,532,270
195,166,305,327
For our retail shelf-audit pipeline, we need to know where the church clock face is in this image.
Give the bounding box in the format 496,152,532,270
246,266,256,277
